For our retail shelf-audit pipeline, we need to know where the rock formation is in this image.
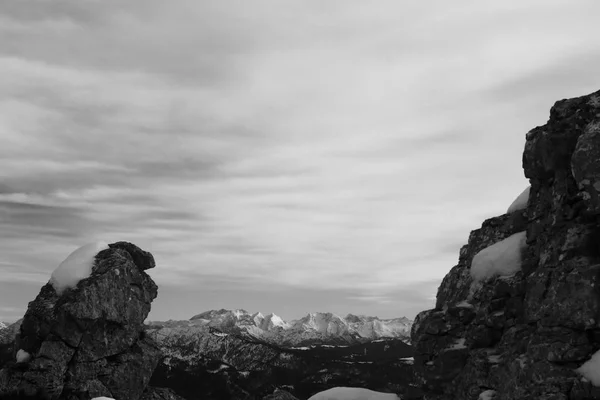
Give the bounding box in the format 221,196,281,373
411,89,600,399
0,242,162,400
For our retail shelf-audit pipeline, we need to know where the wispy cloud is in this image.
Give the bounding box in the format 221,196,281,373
1,0,599,321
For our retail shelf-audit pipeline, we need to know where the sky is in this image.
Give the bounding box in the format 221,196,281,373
1,0,600,323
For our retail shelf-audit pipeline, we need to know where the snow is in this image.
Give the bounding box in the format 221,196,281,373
507,186,530,213
576,349,600,386
15,349,30,363
455,301,474,309
91,398,115,400
268,313,287,328
307,387,400,400
487,355,501,364
208,364,229,373
50,242,109,295
446,338,466,350
478,390,496,400
470,231,527,282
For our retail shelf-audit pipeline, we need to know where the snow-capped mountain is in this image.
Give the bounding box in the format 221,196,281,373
149,309,412,347
0,319,22,345
145,320,416,400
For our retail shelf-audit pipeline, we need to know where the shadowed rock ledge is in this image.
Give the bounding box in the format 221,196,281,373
0,242,163,400
411,89,600,399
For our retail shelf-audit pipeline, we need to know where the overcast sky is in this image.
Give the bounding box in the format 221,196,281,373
1,0,599,323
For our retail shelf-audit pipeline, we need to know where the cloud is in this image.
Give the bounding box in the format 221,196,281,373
347,295,394,305
1,0,599,321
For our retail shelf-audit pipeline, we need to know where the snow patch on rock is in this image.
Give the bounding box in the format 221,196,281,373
446,338,466,351
15,349,30,363
50,241,109,295
576,349,600,386
308,387,400,400
470,231,527,282
507,186,530,213
478,390,496,400
455,301,474,309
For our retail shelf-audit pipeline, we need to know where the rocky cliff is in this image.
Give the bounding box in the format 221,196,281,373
411,89,600,399
0,242,163,400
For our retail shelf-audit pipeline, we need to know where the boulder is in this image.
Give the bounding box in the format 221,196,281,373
412,89,600,399
0,242,161,400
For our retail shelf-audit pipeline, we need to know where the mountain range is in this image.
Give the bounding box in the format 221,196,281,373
0,311,417,399
145,314,417,399
0,321,19,345
147,309,412,347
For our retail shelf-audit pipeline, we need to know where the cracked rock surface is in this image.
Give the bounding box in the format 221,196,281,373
412,89,600,400
0,242,161,400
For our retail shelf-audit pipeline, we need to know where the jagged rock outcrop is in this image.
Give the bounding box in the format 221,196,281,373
0,242,161,400
411,89,600,399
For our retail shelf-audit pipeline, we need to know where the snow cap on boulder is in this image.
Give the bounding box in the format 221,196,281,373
50,241,109,295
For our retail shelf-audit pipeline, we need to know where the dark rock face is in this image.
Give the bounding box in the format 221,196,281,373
262,389,299,400
141,386,188,400
0,242,161,400
412,89,600,399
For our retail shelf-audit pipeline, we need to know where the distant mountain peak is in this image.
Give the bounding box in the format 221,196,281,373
190,308,248,320
158,308,412,347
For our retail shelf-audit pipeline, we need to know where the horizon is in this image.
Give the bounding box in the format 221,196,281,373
2,1,600,323
157,307,413,322
0,305,413,325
